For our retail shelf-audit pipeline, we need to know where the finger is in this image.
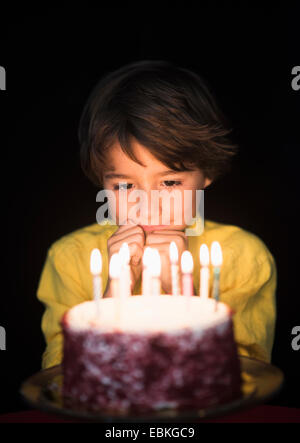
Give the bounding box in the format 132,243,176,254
109,240,144,266
152,229,187,238
117,219,143,231
145,235,170,245
111,218,140,235
127,242,144,265
118,217,141,228
108,227,145,246
149,231,188,248
145,238,187,259
110,233,145,253
146,234,187,248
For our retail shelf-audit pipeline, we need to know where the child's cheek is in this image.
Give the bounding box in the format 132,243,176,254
183,188,198,224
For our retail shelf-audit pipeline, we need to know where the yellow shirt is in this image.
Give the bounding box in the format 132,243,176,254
37,219,277,369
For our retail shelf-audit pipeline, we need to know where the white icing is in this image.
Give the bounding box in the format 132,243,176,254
65,295,230,334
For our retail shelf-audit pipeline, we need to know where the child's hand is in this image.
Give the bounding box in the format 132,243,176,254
104,223,145,296
145,229,188,294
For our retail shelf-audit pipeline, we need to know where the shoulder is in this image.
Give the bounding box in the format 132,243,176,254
47,222,118,262
204,219,274,262
203,219,276,283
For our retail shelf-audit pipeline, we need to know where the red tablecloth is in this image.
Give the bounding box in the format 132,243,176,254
0,405,299,423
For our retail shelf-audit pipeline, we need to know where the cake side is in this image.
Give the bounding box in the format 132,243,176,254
61,296,242,413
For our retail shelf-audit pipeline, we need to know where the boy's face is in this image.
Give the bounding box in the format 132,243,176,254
102,138,212,231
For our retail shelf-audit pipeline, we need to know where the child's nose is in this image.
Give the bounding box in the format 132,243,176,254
130,186,162,224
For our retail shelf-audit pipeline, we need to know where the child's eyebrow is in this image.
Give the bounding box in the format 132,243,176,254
104,170,185,180
157,169,184,176
103,173,133,179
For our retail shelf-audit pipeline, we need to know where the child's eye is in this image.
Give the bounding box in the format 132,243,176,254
113,183,134,190
161,180,182,188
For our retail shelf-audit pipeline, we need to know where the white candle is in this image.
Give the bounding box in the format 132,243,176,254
169,241,180,296
109,253,122,327
181,251,194,297
211,241,223,304
151,249,161,295
142,247,153,297
109,253,121,297
119,242,131,298
90,248,102,317
181,250,194,318
199,244,210,298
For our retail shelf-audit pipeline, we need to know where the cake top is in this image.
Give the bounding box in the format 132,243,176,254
64,295,232,334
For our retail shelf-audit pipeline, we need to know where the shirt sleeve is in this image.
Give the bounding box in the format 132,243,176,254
37,243,89,369
220,234,277,363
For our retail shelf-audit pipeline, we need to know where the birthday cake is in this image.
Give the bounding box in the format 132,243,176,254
61,295,242,414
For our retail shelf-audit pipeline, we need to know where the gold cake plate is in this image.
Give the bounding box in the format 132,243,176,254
20,356,284,422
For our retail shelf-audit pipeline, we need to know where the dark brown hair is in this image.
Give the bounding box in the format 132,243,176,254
78,60,238,187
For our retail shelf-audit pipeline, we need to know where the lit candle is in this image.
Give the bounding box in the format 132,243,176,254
90,248,102,317
142,247,153,297
199,244,210,299
211,241,223,304
109,253,121,297
169,241,180,296
151,249,161,295
181,251,194,297
109,253,122,326
119,242,131,298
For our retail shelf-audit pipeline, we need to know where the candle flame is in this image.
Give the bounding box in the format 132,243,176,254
109,253,121,279
151,249,161,277
119,242,130,265
200,244,209,266
181,250,193,274
90,248,102,275
169,241,178,264
211,241,223,267
143,246,153,267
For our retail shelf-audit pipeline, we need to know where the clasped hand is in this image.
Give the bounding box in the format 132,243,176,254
105,223,188,296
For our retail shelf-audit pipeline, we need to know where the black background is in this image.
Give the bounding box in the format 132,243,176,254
0,5,299,415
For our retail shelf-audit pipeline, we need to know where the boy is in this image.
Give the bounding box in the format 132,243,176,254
37,60,276,369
